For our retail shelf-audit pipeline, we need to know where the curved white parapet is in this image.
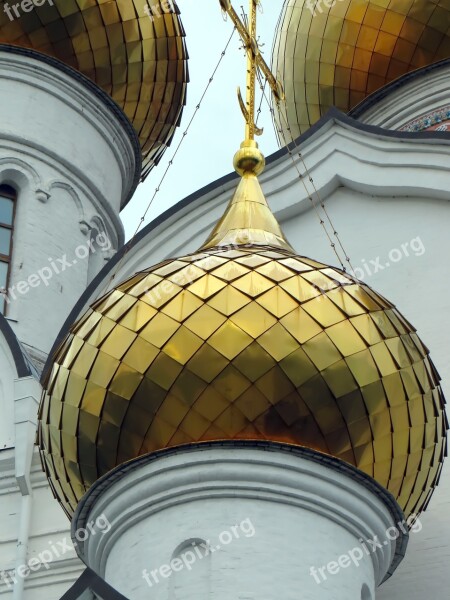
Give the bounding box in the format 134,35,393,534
73,442,407,600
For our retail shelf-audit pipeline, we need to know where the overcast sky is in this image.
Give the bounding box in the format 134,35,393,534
121,0,283,239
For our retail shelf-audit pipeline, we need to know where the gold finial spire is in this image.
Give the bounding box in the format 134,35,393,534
218,0,284,145
200,0,293,253
219,0,284,172
241,0,259,143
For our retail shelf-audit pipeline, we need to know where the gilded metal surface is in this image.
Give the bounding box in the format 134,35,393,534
220,0,283,111
272,0,450,139
0,1,188,178
37,0,447,520
200,171,294,251
38,237,447,518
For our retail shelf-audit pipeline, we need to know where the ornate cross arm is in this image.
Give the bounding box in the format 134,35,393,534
219,0,284,142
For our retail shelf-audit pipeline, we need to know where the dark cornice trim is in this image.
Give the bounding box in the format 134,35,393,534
0,313,31,378
59,567,129,600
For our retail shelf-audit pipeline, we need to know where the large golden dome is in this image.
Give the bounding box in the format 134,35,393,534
0,1,188,178
272,0,450,139
38,159,447,519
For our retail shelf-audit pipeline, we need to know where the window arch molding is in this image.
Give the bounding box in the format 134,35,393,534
169,537,212,600
0,184,17,314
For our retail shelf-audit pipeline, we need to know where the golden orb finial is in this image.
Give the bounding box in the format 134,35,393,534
233,140,266,177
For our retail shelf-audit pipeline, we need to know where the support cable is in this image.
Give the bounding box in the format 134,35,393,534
257,72,354,272
92,27,237,302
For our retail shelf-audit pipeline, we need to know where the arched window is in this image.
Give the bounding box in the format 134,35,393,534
169,538,212,600
0,185,16,314
361,583,373,600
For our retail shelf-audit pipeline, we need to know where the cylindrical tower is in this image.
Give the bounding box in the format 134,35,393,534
73,443,407,600
0,46,141,366
0,0,189,367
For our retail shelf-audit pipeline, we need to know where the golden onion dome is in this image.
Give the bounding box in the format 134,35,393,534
38,141,447,519
272,0,450,139
0,1,188,178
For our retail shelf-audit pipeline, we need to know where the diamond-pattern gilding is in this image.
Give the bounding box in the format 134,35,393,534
38,246,447,519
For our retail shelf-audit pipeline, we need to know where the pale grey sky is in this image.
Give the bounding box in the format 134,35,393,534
121,0,283,239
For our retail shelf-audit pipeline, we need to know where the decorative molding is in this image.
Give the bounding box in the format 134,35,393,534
74,442,407,587
0,138,124,247
35,188,51,203
0,157,42,192
78,221,90,236
399,105,450,132
48,181,87,226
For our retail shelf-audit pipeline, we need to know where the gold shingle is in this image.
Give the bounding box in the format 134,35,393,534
273,0,449,138
0,0,188,178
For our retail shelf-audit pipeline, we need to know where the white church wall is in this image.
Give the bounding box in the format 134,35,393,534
64,122,450,599
0,45,140,600
4,182,115,359
0,336,16,450
0,48,140,360
0,452,86,599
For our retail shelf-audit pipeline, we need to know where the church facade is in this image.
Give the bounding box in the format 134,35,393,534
0,1,449,599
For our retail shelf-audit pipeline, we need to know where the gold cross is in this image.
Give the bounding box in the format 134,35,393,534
219,0,284,142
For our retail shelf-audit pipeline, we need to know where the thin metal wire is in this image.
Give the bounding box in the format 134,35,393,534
279,107,354,271
262,76,353,271
255,76,267,127
93,27,237,302
256,72,352,271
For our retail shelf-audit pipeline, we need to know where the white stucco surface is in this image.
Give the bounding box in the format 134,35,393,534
76,446,402,600
0,48,139,360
